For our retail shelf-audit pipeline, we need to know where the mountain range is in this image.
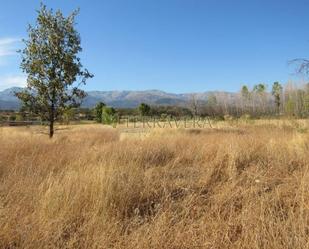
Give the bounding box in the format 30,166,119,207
0,87,235,110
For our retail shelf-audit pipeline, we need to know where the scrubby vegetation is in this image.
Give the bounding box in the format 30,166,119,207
0,121,308,248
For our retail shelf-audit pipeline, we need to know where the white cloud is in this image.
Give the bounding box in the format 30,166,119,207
0,75,27,90
0,38,25,90
0,37,20,57
0,37,21,66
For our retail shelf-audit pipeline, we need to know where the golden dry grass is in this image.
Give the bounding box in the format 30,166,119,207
0,122,309,249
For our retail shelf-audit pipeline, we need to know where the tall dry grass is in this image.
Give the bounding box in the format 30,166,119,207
0,123,308,249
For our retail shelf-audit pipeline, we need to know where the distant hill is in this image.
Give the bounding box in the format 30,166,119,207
0,87,235,110
0,87,23,110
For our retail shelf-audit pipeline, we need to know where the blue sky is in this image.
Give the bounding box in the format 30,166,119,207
0,0,309,93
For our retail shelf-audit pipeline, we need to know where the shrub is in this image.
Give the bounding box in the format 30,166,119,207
102,106,117,125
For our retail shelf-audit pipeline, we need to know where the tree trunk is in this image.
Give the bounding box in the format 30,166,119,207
49,119,54,138
49,103,55,138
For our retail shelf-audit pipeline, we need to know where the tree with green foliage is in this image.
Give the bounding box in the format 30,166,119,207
15,114,24,122
102,106,116,125
206,94,218,116
241,85,250,113
8,115,16,121
271,82,283,114
94,102,106,123
241,85,250,100
285,97,295,116
62,107,75,125
138,103,151,116
253,83,266,94
253,83,267,113
15,4,93,138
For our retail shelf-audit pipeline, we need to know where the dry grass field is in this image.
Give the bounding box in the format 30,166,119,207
0,121,309,248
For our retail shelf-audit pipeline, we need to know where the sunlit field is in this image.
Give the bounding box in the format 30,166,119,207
1,120,309,249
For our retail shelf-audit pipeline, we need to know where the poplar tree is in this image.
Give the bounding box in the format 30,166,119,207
271,82,283,114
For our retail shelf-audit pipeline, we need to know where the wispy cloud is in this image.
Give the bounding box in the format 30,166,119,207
0,37,21,65
0,75,27,90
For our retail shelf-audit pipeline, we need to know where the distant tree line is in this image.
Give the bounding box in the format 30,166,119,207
92,81,309,124
5,81,309,126
187,82,309,118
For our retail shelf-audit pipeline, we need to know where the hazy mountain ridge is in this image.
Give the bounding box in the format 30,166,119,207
0,87,235,110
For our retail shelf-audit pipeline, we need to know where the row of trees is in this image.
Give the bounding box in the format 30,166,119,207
93,102,157,124
94,82,309,122
188,82,309,118
93,102,195,125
